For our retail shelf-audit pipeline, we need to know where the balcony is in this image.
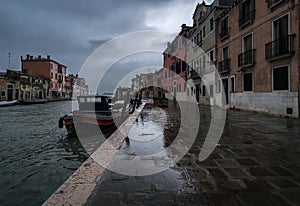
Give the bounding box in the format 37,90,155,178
239,9,255,28
265,34,295,61
219,59,230,73
190,70,200,79
238,49,256,68
267,0,285,10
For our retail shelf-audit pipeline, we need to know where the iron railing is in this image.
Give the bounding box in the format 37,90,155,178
219,59,230,73
238,49,256,67
265,34,295,60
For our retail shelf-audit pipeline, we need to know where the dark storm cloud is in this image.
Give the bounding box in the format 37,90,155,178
88,38,112,50
0,0,173,72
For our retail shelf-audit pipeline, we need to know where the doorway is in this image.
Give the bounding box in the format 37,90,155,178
222,79,229,105
6,84,14,101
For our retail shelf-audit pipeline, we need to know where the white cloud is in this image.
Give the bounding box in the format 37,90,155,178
145,0,198,33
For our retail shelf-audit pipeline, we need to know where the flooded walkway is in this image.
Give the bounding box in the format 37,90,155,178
85,103,300,206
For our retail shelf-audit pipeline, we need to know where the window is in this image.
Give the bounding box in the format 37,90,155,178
243,73,253,91
243,34,253,52
1,91,5,96
202,85,206,96
196,33,200,45
51,72,53,79
203,26,206,38
273,14,289,51
222,46,229,60
239,33,255,67
239,0,255,28
266,14,293,59
220,46,230,72
210,85,214,97
209,49,215,64
220,16,229,39
231,77,235,92
273,66,289,90
210,18,214,32
55,74,57,80
197,58,201,70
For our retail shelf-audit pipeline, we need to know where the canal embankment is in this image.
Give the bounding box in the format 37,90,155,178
42,102,146,206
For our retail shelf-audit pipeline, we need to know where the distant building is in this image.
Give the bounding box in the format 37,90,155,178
215,0,300,117
115,87,131,100
66,74,76,98
72,76,89,98
21,54,67,99
0,69,50,101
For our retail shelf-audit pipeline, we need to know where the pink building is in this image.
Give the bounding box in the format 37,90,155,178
21,54,67,99
162,24,191,101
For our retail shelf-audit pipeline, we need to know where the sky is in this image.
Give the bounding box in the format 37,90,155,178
0,0,214,72
0,0,213,92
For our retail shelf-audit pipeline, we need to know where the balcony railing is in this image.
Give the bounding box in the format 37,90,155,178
219,59,230,73
267,0,285,9
190,70,200,79
239,9,255,28
238,49,256,68
265,34,295,60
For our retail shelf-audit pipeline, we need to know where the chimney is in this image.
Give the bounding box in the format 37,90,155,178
26,54,30,60
47,55,50,60
38,55,42,60
167,42,170,47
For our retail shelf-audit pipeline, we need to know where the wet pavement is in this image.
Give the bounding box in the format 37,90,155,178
85,103,300,206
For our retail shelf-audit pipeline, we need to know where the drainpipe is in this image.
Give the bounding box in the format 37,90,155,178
298,84,300,118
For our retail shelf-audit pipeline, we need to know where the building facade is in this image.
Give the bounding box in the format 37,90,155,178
215,0,300,117
21,54,67,99
0,69,50,101
186,0,234,105
162,24,191,101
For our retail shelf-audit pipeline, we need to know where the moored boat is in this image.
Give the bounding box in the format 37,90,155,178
0,100,17,107
21,99,48,105
58,95,133,137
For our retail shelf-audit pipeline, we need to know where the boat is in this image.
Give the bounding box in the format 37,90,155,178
21,99,48,105
58,95,134,137
0,100,17,107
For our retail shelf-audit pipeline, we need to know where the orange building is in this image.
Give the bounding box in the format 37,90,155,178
21,54,67,99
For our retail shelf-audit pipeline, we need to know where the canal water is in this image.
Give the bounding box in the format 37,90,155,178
0,101,88,206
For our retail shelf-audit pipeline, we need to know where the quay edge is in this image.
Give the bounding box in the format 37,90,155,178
42,103,146,206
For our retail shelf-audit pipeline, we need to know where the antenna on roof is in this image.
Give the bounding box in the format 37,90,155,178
8,52,11,69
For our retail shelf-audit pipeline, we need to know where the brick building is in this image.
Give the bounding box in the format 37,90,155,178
215,0,299,117
162,24,191,101
21,54,67,99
